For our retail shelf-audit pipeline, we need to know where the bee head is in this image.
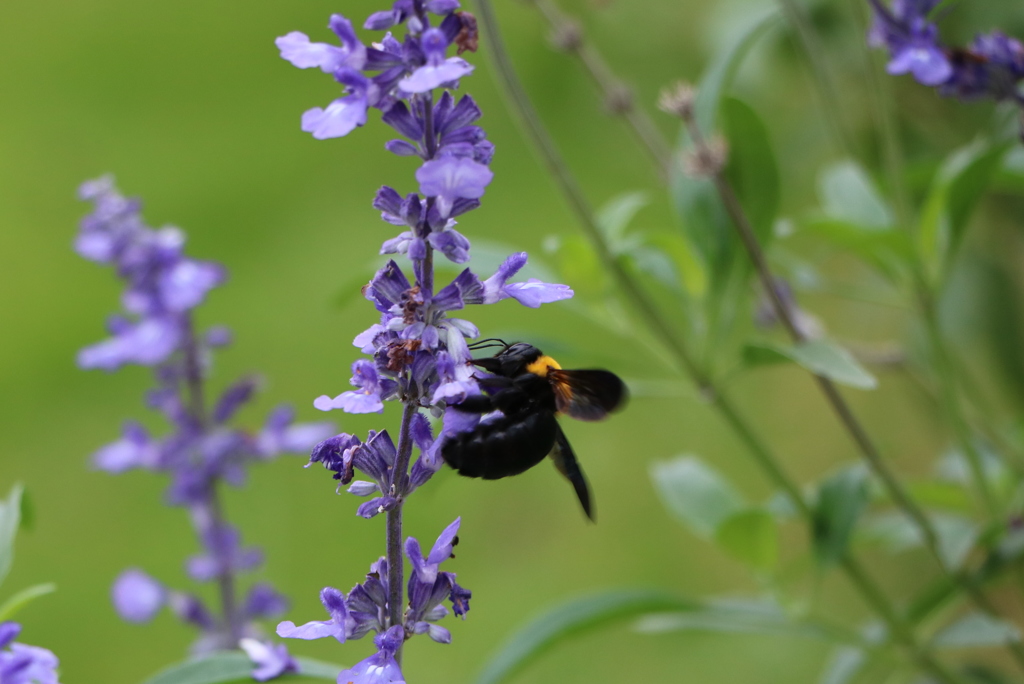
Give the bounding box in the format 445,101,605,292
472,342,560,378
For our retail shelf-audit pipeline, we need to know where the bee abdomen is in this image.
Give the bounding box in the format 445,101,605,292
441,411,558,480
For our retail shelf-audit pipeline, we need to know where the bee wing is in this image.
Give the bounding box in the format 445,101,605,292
548,369,627,422
549,425,595,522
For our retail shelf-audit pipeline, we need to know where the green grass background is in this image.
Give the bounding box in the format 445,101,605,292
2,0,1023,682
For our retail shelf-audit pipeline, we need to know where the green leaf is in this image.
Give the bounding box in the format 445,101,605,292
714,509,779,571
904,480,973,512
548,234,604,297
18,490,34,532
625,246,683,293
596,191,649,252
651,456,744,537
0,484,23,589
858,512,978,570
933,613,1021,649
142,653,252,684
744,340,878,390
721,97,780,245
933,514,979,570
634,598,830,640
818,161,893,229
143,653,344,684
0,583,56,622
918,140,1010,278
818,647,866,684
475,590,698,684
645,233,707,297
671,13,778,289
741,343,791,368
813,466,869,568
693,12,779,134
802,218,913,282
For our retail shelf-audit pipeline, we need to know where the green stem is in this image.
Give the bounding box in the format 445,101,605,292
854,0,1001,515
528,0,671,178
685,108,1024,670
475,4,963,680
917,290,1000,515
773,0,858,158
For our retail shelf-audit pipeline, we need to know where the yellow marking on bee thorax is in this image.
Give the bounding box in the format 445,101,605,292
526,355,561,377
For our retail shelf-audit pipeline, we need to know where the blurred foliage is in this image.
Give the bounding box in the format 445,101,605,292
5,0,1024,683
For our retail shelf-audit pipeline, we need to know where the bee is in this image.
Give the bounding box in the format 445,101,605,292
440,340,627,521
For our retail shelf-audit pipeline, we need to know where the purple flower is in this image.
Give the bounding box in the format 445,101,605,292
240,639,300,682
78,178,334,655
159,259,225,312
0,623,19,651
168,593,216,631
244,583,290,620
277,587,349,643
474,253,574,308
77,316,182,371
275,15,367,73
399,28,474,94
0,624,60,684
0,645,60,684
416,156,494,218
186,524,262,582
401,519,470,644
406,517,459,585
867,0,1024,103
308,432,363,484
112,569,166,623
334,626,405,684
314,359,397,413
301,70,376,140
257,405,337,457
886,20,951,85
92,422,158,473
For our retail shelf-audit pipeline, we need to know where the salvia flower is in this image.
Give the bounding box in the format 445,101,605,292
277,520,469,650
867,0,1024,105
0,622,60,684
77,178,335,678
276,1,571,672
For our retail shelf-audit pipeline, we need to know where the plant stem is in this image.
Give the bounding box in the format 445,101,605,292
476,4,962,679
181,314,242,644
476,1,710,394
683,108,1024,671
208,490,243,644
685,110,950,550
527,0,671,179
853,0,1001,514
772,0,858,158
387,400,419,665
917,288,1000,515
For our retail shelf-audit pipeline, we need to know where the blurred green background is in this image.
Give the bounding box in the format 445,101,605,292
3,0,1024,682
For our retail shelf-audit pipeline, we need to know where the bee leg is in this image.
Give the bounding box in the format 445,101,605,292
452,394,499,414
453,386,532,415
550,426,595,522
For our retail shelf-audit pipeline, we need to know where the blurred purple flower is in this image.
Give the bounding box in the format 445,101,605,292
112,569,166,623
240,639,300,682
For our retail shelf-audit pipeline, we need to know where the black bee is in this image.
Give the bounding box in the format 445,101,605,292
440,340,627,521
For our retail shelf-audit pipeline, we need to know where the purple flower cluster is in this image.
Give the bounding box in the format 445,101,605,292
77,178,333,679
275,2,573,678
0,622,59,684
868,0,1024,104
277,519,469,653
